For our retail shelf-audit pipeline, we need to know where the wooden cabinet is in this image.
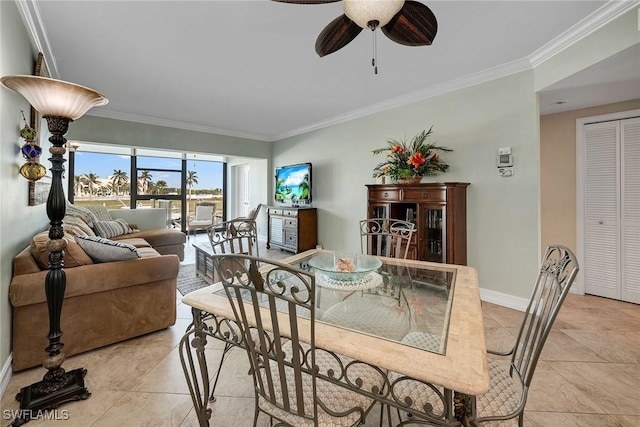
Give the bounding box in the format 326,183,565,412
366,182,469,265
266,206,317,253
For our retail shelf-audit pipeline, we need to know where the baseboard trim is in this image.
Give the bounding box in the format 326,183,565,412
480,288,529,312
1,354,13,399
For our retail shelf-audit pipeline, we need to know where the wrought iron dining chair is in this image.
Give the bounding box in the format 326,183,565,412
386,245,579,427
204,218,260,401
207,217,259,258
360,218,416,259
212,254,384,427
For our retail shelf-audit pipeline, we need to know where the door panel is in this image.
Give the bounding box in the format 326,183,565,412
420,205,446,263
584,121,620,299
622,117,640,304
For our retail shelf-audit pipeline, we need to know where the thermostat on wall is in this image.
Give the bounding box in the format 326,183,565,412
497,154,513,168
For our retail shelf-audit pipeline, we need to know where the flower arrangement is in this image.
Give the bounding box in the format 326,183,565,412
372,127,452,182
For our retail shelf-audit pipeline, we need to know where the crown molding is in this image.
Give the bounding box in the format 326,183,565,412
15,0,59,77
87,109,270,142
529,0,640,67
273,57,532,141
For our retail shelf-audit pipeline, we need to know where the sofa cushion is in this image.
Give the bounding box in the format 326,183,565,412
63,215,96,237
116,238,152,248
137,247,162,258
93,218,137,239
75,235,141,263
112,228,186,248
85,205,113,222
66,202,97,228
30,231,94,269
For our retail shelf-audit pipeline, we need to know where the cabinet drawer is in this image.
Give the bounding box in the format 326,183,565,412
369,189,400,201
283,209,298,217
402,188,446,202
284,218,297,228
269,208,283,216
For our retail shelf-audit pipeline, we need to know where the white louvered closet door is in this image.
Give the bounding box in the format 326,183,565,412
622,117,640,304
584,121,620,299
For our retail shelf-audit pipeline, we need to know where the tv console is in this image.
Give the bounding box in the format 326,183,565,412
266,206,317,253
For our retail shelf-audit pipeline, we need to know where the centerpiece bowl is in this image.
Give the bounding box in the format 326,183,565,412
308,252,382,282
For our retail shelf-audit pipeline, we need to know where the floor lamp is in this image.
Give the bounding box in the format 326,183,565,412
1,75,107,426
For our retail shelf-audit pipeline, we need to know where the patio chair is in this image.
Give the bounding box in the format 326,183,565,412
360,218,416,259
187,201,216,240
386,245,579,426
212,254,383,426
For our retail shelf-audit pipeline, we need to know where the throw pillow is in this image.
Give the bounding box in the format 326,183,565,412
30,231,94,269
65,202,97,228
92,218,136,239
63,215,96,237
84,205,113,222
75,235,141,263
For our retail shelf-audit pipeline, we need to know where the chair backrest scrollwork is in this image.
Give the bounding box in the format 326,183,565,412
359,218,416,259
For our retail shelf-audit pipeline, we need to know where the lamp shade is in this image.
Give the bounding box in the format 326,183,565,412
344,0,404,29
1,75,107,120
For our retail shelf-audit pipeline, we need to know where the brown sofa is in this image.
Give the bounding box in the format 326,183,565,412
9,208,186,371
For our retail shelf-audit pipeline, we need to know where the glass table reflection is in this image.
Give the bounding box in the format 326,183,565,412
212,252,456,356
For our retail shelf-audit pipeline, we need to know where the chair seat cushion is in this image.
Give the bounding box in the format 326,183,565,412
257,341,383,427
321,294,411,341
386,332,447,419
475,360,524,424
188,220,212,227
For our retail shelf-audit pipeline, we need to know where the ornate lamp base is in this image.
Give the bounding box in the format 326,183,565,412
12,368,90,426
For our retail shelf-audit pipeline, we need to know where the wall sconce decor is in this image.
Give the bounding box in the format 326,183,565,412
1,74,107,426
18,110,47,181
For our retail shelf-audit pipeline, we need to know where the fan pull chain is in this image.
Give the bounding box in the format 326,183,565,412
372,29,378,75
368,20,379,75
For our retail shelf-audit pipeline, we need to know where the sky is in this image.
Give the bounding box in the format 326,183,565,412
73,152,224,189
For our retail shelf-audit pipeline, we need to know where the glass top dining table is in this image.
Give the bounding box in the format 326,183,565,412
211,250,456,356
182,249,488,396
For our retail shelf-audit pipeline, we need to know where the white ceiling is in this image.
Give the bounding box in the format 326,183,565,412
25,0,638,141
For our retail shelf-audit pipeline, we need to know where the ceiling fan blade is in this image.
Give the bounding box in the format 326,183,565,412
315,14,362,57
381,0,438,46
272,0,341,4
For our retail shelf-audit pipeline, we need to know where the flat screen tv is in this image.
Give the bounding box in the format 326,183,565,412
275,163,312,205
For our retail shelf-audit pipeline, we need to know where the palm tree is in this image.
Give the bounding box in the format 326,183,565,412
155,180,168,195
111,169,129,198
299,173,310,200
138,170,152,195
186,170,198,200
84,172,100,199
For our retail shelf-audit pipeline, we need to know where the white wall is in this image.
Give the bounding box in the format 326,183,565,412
68,115,272,160
274,71,541,299
0,1,49,375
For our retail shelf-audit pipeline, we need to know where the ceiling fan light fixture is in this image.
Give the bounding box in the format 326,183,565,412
344,0,404,29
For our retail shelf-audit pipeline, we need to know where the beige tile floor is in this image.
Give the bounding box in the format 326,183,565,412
2,234,640,426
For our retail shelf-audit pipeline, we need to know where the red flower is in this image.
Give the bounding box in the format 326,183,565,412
409,152,426,169
391,143,407,154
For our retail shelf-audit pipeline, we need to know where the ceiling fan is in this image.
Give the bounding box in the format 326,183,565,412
274,0,437,72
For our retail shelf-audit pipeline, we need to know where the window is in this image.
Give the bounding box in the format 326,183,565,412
68,144,226,231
